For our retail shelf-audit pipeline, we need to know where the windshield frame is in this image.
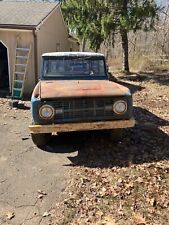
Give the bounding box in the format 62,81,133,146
41,56,108,80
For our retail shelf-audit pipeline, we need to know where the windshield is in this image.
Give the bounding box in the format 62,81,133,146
43,58,106,78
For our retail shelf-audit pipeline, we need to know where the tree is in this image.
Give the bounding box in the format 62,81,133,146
62,0,159,73
103,0,160,73
61,0,105,51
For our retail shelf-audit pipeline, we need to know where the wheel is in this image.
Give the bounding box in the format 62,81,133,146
31,133,51,146
109,129,124,142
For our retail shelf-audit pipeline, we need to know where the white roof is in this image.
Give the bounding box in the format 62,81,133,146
42,52,104,57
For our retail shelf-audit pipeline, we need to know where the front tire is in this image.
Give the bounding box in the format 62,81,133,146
31,133,51,146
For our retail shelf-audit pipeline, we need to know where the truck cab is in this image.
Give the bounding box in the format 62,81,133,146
29,52,135,146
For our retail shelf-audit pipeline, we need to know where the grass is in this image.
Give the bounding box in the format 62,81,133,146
108,54,169,74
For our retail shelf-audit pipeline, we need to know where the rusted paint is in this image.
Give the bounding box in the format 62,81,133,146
40,80,130,99
29,118,135,133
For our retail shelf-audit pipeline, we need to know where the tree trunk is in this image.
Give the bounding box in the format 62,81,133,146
81,37,86,52
120,28,130,73
120,0,130,73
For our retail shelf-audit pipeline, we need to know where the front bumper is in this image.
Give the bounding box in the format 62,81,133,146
29,118,135,134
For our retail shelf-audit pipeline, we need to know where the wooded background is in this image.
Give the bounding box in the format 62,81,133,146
61,0,169,73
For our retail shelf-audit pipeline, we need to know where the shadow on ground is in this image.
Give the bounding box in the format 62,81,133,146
40,107,169,168
118,71,169,86
41,133,80,154
109,73,145,94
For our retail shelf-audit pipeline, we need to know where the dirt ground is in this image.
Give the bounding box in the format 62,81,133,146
0,71,169,225
54,72,169,225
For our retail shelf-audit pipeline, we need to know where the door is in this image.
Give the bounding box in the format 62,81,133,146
0,41,9,93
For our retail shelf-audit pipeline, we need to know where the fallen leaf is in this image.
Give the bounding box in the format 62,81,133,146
149,197,157,207
99,187,107,196
37,190,47,199
136,177,144,183
6,211,15,220
132,212,146,225
22,137,29,141
37,190,47,195
43,211,51,217
37,194,44,199
117,178,123,183
102,215,118,225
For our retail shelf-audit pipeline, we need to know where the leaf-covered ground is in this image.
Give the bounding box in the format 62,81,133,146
54,72,169,225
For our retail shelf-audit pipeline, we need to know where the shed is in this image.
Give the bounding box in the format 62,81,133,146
0,1,79,97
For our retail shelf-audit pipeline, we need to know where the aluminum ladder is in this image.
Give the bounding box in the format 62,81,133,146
12,43,31,99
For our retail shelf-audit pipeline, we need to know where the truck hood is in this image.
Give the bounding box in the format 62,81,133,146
40,80,130,99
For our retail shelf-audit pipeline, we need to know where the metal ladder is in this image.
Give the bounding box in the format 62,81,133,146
12,43,31,99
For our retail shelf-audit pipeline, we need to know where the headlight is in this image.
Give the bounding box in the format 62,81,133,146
39,105,54,119
113,100,127,114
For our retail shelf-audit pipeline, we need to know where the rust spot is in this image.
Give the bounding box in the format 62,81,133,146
40,80,130,100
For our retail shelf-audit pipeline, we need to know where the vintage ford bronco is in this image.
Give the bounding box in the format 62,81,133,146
29,52,135,146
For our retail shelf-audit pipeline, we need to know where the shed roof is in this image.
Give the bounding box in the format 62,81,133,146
0,1,59,28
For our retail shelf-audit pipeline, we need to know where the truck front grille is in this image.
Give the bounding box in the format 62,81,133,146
53,98,114,123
